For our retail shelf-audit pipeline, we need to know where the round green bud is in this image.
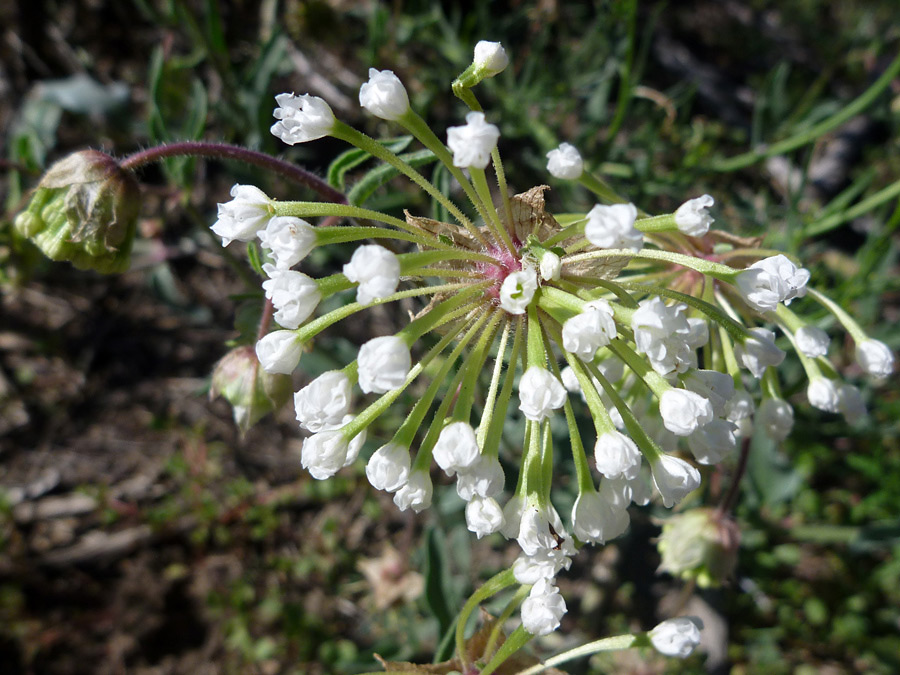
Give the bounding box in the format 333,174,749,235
657,508,739,588
210,345,293,431
14,150,140,274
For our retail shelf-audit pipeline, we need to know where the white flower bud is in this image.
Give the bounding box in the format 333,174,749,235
211,184,272,246
545,142,584,180
736,254,810,312
632,298,697,376
300,423,363,480
500,495,524,539
659,389,714,436
432,421,480,476
584,202,642,251
357,336,411,394
262,265,321,329
473,40,509,76
682,370,735,418
562,301,616,361
687,419,738,465
757,398,794,441
837,383,867,421
794,325,830,358
539,250,561,281
626,467,653,506
257,216,316,269
513,544,574,585
499,266,537,314
560,366,581,393
456,454,505,501
358,68,410,121
572,490,629,544
516,503,566,556
343,244,401,305
465,496,506,538
649,616,703,658
594,431,642,480
392,469,433,512
674,194,714,237
446,111,500,169
366,443,411,492
725,390,755,423
521,579,567,636
270,93,335,145
651,454,701,508
256,330,303,374
735,327,785,378
807,377,840,413
518,366,567,422
856,339,894,378
294,370,352,432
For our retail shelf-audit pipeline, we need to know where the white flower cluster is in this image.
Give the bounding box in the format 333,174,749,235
632,298,708,376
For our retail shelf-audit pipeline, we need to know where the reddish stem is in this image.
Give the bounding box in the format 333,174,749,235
120,141,347,204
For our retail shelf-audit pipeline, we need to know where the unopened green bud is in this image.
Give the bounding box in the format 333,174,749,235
210,345,292,431
14,150,140,273
657,508,739,588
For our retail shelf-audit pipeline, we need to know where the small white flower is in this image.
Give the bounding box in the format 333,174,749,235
301,421,364,480
686,317,710,350
735,327,785,378
572,490,630,544
546,142,584,180
659,389,714,436
594,431,642,480
516,502,566,556
512,544,574,585
392,469,433,513
521,579,567,636
539,250,561,281
357,336,411,394
465,497,506,538
562,301,616,361
473,40,509,76
757,398,794,441
837,383,867,421
499,266,537,314
343,244,401,305
632,298,697,376
725,390,755,423
211,184,272,246
446,112,500,169
518,366,567,422
794,325,831,358
262,265,321,329
456,454,505,501
560,366,581,393
674,194,714,237
682,370,735,418
856,339,893,378
626,467,653,506
257,216,316,269
651,454,701,508
366,443,411,492
432,421,481,476
358,68,410,121
736,254,810,312
807,377,840,413
270,93,335,145
687,419,738,465
584,203,642,251
649,617,703,658
294,370,352,432
500,495,525,539
256,330,303,374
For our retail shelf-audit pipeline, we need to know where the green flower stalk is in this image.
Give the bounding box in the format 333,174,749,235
14,150,140,273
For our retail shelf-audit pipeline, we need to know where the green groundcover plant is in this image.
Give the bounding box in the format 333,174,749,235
10,36,897,674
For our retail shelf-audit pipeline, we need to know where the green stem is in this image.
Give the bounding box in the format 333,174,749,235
514,634,638,675
805,288,868,343
805,178,900,237
563,247,737,278
476,318,512,447
479,626,534,675
479,316,525,457
276,201,441,244
710,52,900,172
483,585,530,661
578,172,628,205
455,569,518,672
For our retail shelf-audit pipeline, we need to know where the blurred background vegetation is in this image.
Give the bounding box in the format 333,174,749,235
1,1,899,673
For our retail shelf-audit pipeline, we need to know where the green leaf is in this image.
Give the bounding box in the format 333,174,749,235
422,526,453,638
246,241,265,277
347,149,436,206
327,136,415,191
